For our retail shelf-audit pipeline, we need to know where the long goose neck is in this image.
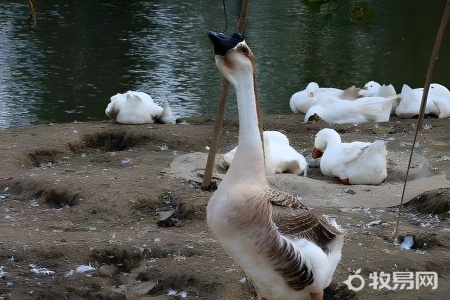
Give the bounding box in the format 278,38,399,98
226,71,266,184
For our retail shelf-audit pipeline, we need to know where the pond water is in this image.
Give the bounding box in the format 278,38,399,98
1,0,449,129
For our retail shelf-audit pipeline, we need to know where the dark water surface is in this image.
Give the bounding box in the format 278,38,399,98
1,0,449,129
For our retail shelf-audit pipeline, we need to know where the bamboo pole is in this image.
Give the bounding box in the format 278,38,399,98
28,0,37,29
393,0,450,241
202,0,260,188
202,77,230,188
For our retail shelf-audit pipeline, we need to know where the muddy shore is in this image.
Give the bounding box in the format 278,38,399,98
0,115,449,299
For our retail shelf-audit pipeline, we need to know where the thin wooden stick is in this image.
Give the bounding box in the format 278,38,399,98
202,0,255,188
202,78,229,187
237,0,250,32
28,0,37,29
393,0,450,241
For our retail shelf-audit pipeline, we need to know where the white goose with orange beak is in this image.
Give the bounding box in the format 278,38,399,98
312,128,387,185
206,31,344,300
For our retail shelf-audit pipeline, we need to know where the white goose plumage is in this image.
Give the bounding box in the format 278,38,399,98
105,91,174,124
207,31,343,300
395,83,450,118
358,81,397,98
304,95,396,124
358,81,399,115
223,130,308,176
290,82,360,114
312,128,388,185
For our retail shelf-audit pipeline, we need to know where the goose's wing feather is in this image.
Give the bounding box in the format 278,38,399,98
267,189,341,248
263,189,342,291
265,190,342,290
339,142,371,163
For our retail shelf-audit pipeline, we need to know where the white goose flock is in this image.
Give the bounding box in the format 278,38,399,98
207,31,344,300
294,81,400,124
291,80,450,123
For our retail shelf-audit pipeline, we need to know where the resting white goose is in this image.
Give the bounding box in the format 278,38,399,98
223,130,308,176
358,81,399,115
312,128,387,185
358,81,397,98
290,82,360,114
304,94,396,124
105,91,174,124
207,31,344,300
395,83,450,118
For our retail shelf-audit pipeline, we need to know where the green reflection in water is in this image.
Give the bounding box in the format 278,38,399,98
0,0,449,128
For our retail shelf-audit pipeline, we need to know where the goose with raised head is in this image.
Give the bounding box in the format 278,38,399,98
105,91,175,124
312,128,387,185
290,82,360,114
358,81,399,114
223,130,308,176
395,83,450,118
207,31,344,300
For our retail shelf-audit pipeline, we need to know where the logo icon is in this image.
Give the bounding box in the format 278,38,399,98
343,270,438,292
342,268,365,292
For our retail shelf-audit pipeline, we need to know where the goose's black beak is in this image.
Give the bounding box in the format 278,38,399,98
207,31,244,56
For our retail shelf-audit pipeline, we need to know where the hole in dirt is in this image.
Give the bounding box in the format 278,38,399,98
43,189,79,208
90,246,148,273
91,246,202,275
402,188,450,214
144,273,218,297
28,149,62,167
398,233,445,251
133,192,207,224
68,131,151,153
2,181,79,208
187,179,218,191
155,192,182,227
324,282,357,300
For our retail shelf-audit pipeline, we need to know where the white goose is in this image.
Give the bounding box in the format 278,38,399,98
290,82,360,114
304,95,396,124
207,31,343,300
223,130,308,176
312,128,387,185
395,83,450,118
358,81,397,98
105,91,174,124
358,81,399,115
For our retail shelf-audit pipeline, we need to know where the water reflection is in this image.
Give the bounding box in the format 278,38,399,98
0,2,42,128
0,0,449,129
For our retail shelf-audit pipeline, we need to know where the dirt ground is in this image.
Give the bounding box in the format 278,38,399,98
0,114,449,300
